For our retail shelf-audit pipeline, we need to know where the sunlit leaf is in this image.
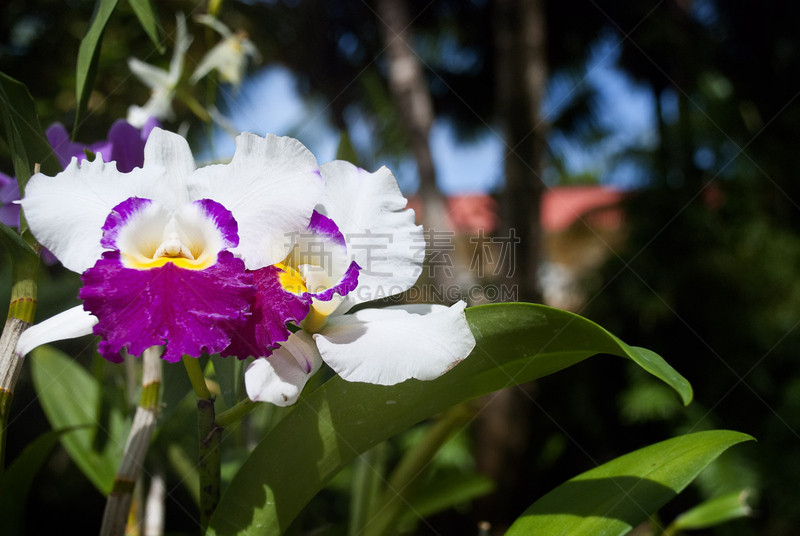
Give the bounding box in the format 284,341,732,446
30,345,130,495
505,431,754,536
666,489,753,532
208,302,692,535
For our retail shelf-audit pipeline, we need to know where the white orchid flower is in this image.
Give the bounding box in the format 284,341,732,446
127,14,193,128
16,128,324,363
240,161,476,406
189,15,261,87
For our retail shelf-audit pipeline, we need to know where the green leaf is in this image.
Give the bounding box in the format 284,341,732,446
127,0,164,53
336,130,358,165
207,302,693,535
505,430,754,536
348,443,388,536
0,428,72,534
397,473,494,528
30,345,130,495
364,406,473,536
74,0,119,136
211,354,245,410
0,72,61,191
0,222,36,259
666,489,752,533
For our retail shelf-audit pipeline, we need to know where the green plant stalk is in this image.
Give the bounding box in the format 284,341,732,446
0,249,38,492
183,355,212,400
208,0,224,17
99,346,162,536
364,404,474,536
215,397,257,428
198,396,221,533
348,442,389,536
183,355,221,532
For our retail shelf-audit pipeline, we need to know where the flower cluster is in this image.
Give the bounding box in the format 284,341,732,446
127,13,260,128
16,129,475,404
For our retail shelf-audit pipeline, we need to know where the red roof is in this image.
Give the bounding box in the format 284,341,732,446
407,186,626,234
541,186,625,232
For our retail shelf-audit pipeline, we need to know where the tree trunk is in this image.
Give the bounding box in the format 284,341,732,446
473,0,548,532
376,0,452,288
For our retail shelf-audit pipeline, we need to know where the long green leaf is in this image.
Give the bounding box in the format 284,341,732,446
397,473,494,528
74,0,119,136
505,430,754,536
30,345,130,495
665,489,752,533
0,428,73,534
0,222,36,259
128,0,164,53
0,72,60,192
207,303,692,535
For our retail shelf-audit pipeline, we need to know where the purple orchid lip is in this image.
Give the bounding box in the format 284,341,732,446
222,264,312,360
81,250,254,363
81,196,254,363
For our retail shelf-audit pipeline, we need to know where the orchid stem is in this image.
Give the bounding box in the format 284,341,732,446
182,355,220,533
182,355,211,400
215,397,257,428
99,347,162,536
0,244,38,494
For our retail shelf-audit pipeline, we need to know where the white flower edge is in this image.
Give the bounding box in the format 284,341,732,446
22,128,322,274
16,306,98,357
244,301,476,405
317,161,423,313
244,330,323,406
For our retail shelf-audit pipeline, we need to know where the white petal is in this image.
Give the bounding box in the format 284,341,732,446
244,331,323,406
189,41,246,86
188,46,220,85
144,128,195,204
21,154,186,273
188,133,323,269
128,58,170,90
16,306,98,357
168,13,192,85
318,162,423,311
128,87,176,127
195,14,234,39
315,301,475,385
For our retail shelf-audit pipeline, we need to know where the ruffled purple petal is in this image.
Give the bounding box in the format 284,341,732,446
308,261,361,302
222,265,311,360
80,250,255,363
108,119,147,172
